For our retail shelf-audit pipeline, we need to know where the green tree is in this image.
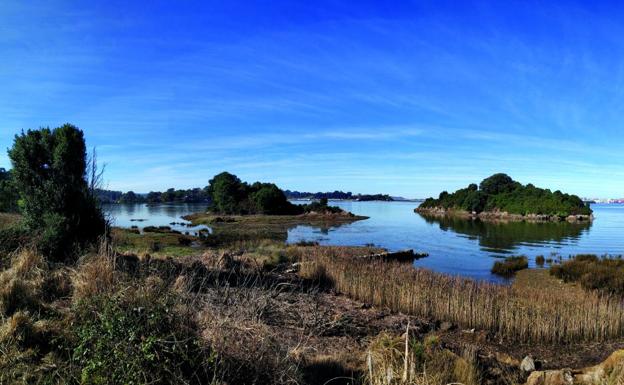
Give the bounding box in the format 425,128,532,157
207,172,248,214
249,183,293,215
119,191,138,203
8,124,106,261
479,173,516,195
0,168,19,212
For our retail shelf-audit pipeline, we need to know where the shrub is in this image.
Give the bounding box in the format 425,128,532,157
72,289,213,385
491,256,529,277
535,255,545,266
550,255,624,295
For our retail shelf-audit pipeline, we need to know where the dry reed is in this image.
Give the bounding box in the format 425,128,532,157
301,254,624,343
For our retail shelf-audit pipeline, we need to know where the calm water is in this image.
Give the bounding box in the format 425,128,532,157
104,202,624,281
103,203,210,234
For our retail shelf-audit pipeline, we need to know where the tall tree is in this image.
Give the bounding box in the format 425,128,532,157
8,124,107,261
207,172,248,214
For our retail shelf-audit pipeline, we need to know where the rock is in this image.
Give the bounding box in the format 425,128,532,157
526,370,573,385
521,355,536,372
524,349,624,385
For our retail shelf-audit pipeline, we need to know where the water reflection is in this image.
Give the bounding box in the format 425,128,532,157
103,203,210,233
419,214,591,254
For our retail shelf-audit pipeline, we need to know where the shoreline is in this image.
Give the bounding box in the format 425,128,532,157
415,206,593,223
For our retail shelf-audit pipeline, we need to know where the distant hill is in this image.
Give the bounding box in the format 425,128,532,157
417,173,592,220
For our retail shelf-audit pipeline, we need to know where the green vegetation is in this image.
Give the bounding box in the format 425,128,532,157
207,172,300,215
550,255,624,295
112,228,199,257
0,168,19,213
419,173,591,217
206,171,347,216
491,256,529,277
6,125,107,261
73,290,211,384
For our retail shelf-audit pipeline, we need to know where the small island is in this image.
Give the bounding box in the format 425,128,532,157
184,172,368,243
416,173,592,222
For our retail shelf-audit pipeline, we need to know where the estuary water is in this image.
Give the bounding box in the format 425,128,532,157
104,202,624,281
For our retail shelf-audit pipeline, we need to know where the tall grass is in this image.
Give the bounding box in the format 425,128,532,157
364,331,483,385
550,254,624,295
300,254,624,343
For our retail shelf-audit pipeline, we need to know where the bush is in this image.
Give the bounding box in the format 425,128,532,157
72,290,213,385
550,255,624,295
491,256,529,277
535,255,545,266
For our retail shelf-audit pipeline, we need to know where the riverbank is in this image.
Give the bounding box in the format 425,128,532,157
415,206,593,222
3,220,623,384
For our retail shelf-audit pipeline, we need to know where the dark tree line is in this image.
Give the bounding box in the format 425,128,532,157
95,187,211,204
284,190,393,201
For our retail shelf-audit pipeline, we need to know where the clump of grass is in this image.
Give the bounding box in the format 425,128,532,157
72,255,116,302
550,254,624,295
300,253,624,343
364,331,482,385
535,255,545,266
0,249,46,316
491,256,529,277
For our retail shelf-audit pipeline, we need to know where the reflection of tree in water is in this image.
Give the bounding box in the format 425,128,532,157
419,214,591,251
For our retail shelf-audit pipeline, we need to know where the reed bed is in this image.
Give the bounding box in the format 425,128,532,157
300,254,624,343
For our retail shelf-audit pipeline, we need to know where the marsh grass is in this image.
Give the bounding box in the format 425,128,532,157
300,253,624,343
491,256,529,277
550,254,624,295
364,331,482,385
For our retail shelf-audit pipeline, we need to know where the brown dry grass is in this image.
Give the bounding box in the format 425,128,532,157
300,252,624,343
0,249,46,316
71,245,116,302
364,331,483,385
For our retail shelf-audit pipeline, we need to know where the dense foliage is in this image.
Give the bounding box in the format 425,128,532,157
0,168,19,212
73,291,211,385
7,125,107,261
205,172,348,216
420,173,591,216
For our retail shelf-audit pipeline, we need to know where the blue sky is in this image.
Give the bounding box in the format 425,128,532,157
1,1,624,198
